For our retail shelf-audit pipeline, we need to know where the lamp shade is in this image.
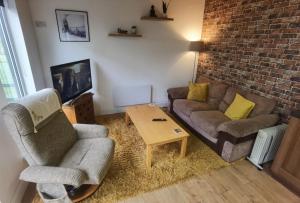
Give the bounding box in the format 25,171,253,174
189,41,205,52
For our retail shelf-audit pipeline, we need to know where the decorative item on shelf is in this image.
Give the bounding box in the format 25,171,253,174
130,26,137,35
108,27,142,37
162,0,172,17
189,41,205,82
150,5,157,17
141,2,174,21
108,27,142,38
117,28,128,34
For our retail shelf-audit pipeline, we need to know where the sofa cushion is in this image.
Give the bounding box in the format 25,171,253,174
224,93,255,120
190,111,230,138
173,99,217,117
208,82,229,107
187,82,209,102
197,75,214,83
219,87,245,112
245,93,276,117
173,108,193,127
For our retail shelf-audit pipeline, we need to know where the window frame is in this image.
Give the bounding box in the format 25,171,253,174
0,6,25,99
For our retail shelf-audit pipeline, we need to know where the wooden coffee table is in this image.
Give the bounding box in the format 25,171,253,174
125,104,190,170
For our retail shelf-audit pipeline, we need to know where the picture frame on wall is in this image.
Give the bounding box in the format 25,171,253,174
55,9,90,42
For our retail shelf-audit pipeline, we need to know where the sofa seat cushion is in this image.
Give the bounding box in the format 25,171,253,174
173,109,193,127
190,111,230,138
60,138,115,184
173,99,217,117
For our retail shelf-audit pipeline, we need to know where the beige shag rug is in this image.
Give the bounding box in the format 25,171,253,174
34,114,229,203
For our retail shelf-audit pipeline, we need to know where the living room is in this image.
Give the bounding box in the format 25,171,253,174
0,0,299,202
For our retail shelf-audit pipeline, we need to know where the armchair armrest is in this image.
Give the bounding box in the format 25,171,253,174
20,166,87,187
217,114,279,139
167,87,188,100
73,124,108,139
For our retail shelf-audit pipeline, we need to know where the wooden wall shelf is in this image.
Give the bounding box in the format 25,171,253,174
141,16,174,21
108,33,142,37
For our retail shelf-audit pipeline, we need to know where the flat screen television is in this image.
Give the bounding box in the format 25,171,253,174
50,59,92,103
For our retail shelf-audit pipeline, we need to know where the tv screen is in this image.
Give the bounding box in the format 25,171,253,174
50,59,92,103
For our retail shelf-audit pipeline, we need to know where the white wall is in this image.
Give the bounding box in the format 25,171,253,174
0,87,28,203
0,1,40,202
14,0,46,91
28,0,205,115
5,0,45,94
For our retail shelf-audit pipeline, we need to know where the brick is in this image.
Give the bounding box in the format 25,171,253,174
289,23,300,28
284,49,299,55
282,33,297,38
197,0,300,118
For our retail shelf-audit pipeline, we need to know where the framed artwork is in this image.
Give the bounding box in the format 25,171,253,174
55,9,90,42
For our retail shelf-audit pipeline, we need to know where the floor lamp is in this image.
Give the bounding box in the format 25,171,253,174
189,41,205,83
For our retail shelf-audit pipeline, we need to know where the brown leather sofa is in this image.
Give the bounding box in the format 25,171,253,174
167,77,279,162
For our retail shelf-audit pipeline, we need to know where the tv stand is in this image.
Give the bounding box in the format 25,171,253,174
62,92,96,124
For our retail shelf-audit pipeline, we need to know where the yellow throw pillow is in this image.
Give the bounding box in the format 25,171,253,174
187,82,208,102
225,93,255,120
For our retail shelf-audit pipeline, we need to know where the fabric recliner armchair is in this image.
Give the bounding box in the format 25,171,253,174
1,89,115,200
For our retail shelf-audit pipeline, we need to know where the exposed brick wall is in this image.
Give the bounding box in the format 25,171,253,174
197,0,300,118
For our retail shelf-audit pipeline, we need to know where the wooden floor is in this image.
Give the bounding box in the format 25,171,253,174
120,160,300,203
24,160,299,203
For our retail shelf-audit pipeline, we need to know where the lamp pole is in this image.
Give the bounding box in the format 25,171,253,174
189,41,204,83
192,51,198,83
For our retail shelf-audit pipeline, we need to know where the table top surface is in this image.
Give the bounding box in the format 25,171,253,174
126,104,189,145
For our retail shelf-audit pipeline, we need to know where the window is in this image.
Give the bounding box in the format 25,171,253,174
0,6,24,101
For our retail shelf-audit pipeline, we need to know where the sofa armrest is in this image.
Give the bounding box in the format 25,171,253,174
167,87,188,100
167,87,188,113
20,166,87,187
73,124,108,139
217,114,279,139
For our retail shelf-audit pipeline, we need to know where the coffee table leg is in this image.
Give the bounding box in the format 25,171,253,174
125,112,130,126
146,145,152,170
180,137,188,158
